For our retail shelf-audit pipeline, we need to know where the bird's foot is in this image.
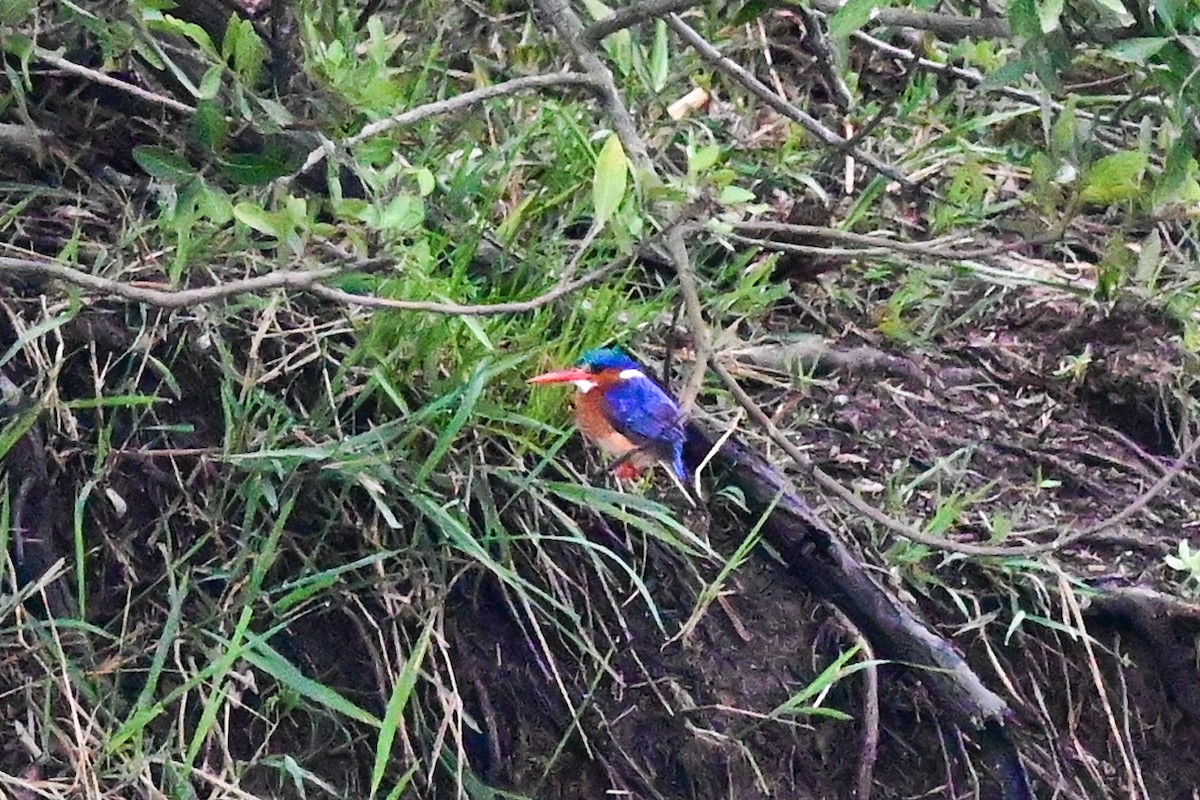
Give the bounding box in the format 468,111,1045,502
612,461,643,480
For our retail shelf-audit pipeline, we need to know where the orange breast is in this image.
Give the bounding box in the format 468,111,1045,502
575,391,639,459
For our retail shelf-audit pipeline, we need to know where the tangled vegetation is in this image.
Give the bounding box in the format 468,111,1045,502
2,0,1200,798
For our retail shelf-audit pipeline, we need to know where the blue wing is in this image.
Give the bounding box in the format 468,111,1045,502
600,376,688,478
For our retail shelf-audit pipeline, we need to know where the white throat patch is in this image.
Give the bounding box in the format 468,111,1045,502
573,379,598,393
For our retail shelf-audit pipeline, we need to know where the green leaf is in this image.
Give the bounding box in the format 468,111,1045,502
1038,0,1064,32
152,14,219,60
377,194,425,232
194,181,233,224
219,148,295,185
1080,150,1148,205
224,17,266,84
414,168,436,196
0,0,33,25
689,145,721,175
1049,100,1077,156
829,0,889,37
197,65,223,100
1008,0,1040,39
593,133,629,227
1153,137,1200,209
1087,0,1133,21
730,0,777,25
1153,0,1186,30
417,361,490,483
192,99,228,151
649,19,669,92
981,56,1031,88
1107,37,1170,62
132,146,196,183
719,184,756,204
233,202,283,237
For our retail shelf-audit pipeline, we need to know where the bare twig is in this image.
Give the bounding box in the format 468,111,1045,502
1,256,340,308
803,0,1010,39
666,15,913,188
666,227,711,412
830,608,879,800
33,45,197,115
584,0,699,42
728,221,983,257
290,72,604,178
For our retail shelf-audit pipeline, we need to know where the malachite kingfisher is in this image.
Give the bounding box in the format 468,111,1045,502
529,348,688,482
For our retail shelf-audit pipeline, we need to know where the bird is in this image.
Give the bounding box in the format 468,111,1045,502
528,348,688,482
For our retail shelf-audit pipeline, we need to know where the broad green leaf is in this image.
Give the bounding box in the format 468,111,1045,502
219,148,295,185
1038,0,1064,32
829,0,889,37
377,194,425,232
1049,100,1077,155
132,146,196,183
1153,0,1185,30
224,17,266,84
719,185,756,204
233,202,283,237
197,65,223,99
582,0,634,70
689,145,721,175
1087,0,1134,22
194,181,233,224
414,168,436,196
1107,37,1169,62
192,99,228,150
1080,150,1148,204
981,56,1031,88
1153,137,1200,208
593,133,629,227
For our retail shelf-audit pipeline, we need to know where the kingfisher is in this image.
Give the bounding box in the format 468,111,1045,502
528,348,688,482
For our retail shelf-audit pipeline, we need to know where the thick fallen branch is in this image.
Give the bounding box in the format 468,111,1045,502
685,422,1033,798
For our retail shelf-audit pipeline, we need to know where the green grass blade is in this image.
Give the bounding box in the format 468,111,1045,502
370,611,436,797
243,639,381,726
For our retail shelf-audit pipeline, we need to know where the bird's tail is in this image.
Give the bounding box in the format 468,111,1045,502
672,449,689,482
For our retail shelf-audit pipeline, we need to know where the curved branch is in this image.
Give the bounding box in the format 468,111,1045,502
584,0,698,41
291,72,605,178
0,252,631,316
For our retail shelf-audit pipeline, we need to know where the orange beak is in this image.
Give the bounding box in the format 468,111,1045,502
528,367,591,384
